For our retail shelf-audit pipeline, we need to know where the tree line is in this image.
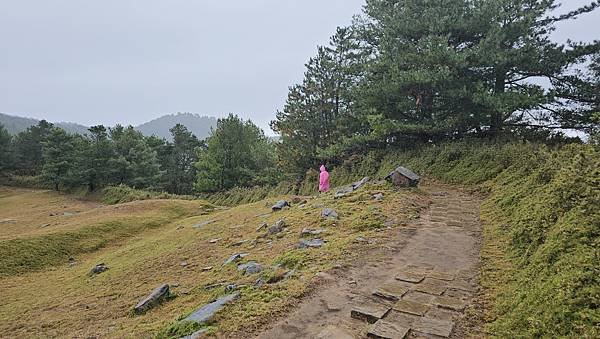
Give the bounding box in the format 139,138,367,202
0,114,280,194
271,0,600,176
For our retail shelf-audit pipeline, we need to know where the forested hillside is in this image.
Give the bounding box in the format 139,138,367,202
0,113,89,135
135,113,216,141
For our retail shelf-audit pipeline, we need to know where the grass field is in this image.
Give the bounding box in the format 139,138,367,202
0,182,427,338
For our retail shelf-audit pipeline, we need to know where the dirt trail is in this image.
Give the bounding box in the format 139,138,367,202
254,184,483,338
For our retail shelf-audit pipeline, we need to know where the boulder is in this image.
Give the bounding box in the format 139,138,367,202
373,193,384,201
89,263,109,276
298,239,325,249
271,200,290,211
133,284,170,314
268,219,286,235
183,292,240,324
385,166,420,187
237,262,263,275
301,228,325,236
322,208,338,220
223,253,249,266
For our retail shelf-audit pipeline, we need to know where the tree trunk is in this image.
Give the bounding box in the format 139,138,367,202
491,68,507,136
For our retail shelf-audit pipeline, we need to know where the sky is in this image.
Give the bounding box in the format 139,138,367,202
1,0,598,134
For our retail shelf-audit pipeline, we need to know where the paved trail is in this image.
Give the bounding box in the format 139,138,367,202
256,184,483,338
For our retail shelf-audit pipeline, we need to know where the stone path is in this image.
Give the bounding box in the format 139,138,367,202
255,184,483,338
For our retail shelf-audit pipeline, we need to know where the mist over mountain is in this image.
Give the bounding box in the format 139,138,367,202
135,113,216,140
0,112,217,140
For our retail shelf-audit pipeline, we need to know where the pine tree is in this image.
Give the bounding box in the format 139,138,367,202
196,114,278,192
165,124,200,194
12,120,54,175
110,125,161,188
0,123,12,172
40,128,74,191
80,125,115,191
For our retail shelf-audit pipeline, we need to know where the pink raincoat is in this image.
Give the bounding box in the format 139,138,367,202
319,165,330,192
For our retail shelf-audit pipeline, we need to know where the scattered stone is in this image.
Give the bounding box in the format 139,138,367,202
255,277,266,287
385,166,420,187
62,212,77,216
193,219,218,229
393,300,429,316
291,196,304,204
180,261,189,267
433,295,467,312
298,238,325,249
412,317,454,337
271,200,290,211
0,218,16,224
301,228,324,236
372,282,409,301
354,236,369,244
88,263,109,276
39,223,51,228
334,186,354,199
321,208,338,220
256,222,268,231
133,284,170,314
315,272,335,281
183,292,240,324
204,283,225,290
321,298,342,312
373,193,384,201
352,176,370,190
208,238,221,244
268,219,286,234
223,253,249,266
402,291,437,305
175,225,185,230
229,239,249,247
225,284,237,292
367,319,409,339
202,266,213,272
171,283,180,288
395,271,425,283
351,299,391,324
237,262,263,275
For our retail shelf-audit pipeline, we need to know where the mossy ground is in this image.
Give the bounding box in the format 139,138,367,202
0,181,427,338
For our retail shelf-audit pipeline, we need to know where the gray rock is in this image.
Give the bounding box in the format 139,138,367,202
89,263,109,276
229,240,249,247
184,292,240,324
133,284,170,314
193,219,218,229
256,222,268,231
225,284,237,292
39,223,51,228
62,212,77,216
271,200,290,211
385,166,420,187
334,186,354,198
180,261,189,267
0,219,16,224
208,238,221,244
322,208,338,220
352,177,370,190
301,228,325,236
298,239,325,249
268,219,286,235
223,252,249,266
373,193,384,201
237,261,263,275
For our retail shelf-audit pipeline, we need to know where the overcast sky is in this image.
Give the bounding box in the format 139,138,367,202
1,1,598,134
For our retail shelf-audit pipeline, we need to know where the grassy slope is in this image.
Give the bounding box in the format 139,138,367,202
0,181,427,338
332,141,599,338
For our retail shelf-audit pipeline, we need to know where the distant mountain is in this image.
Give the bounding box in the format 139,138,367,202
135,113,217,140
0,112,218,140
0,113,89,135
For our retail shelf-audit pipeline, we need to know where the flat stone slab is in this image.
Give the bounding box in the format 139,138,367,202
383,310,420,328
193,219,218,229
401,291,436,305
426,307,458,321
412,317,454,337
448,279,477,292
434,296,467,311
426,271,455,281
393,300,429,316
367,319,409,339
413,283,447,296
134,284,170,314
395,271,425,283
223,253,249,266
298,238,325,249
373,282,409,301
444,288,473,300
350,300,391,324
184,292,240,323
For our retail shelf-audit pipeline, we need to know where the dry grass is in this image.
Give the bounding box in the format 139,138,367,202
0,182,427,338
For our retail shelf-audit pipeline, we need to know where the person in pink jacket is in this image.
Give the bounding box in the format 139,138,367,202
319,165,330,193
